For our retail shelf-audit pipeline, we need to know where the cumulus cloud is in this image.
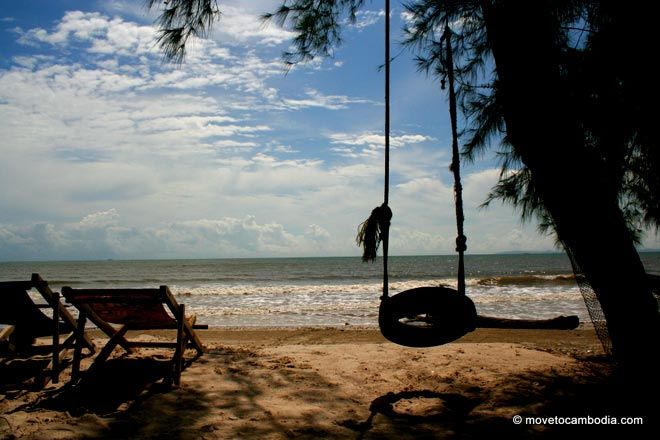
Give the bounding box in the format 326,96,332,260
8,10,287,100
0,5,573,260
16,11,156,56
306,224,331,241
0,211,337,260
0,41,279,166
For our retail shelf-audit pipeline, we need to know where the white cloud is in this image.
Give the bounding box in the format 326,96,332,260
79,209,120,228
396,177,447,195
268,144,299,154
17,11,157,56
0,37,282,167
10,10,287,99
390,228,452,255
400,11,415,24
330,132,432,148
281,88,372,110
460,169,557,252
382,165,559,255
211,139,259,149
328,131,433,157
462,168,500,204
136,115,238,132
12,55,43,69
306,224,331,241
0,6,571,260
0,211,338,260
350,10,385,29
98,1,293,46
212,5,295,45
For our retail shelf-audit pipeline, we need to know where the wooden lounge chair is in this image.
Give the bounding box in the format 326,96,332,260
61,285,207,386
0,274,95,385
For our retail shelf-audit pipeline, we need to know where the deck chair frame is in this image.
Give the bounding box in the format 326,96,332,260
0,273,95,385
62,285,206,386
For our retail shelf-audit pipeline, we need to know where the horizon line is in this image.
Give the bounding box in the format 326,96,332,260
5,249,660,264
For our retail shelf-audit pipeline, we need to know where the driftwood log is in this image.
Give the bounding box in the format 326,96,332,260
476,315,579,329
475,273,657,330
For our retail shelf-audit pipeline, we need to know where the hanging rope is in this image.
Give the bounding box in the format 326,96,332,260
356,0,392,299
382,0,391,299
443,21,467,296
357,7,466,301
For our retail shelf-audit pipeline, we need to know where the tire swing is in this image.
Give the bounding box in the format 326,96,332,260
356,8,476,348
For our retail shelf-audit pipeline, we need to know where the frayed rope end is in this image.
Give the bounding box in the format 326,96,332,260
356,204,392,262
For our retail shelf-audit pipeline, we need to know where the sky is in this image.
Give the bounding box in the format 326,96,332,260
1,0,658,261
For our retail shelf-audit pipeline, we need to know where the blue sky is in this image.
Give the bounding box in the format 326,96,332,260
1,1,657,261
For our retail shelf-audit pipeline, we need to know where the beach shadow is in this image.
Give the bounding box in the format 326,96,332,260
0,345,78,392
29,357,176,415
5,344,644,439
9,355,214,439
194,346,523,439
0,356,52,392
339,389,482,439
488,364,657,436
335,358,651,439
15,345,357,439
339,388,488,439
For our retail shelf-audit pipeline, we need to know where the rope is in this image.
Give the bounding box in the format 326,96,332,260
443,21,467,296
382,0,391,299
357,7,466,301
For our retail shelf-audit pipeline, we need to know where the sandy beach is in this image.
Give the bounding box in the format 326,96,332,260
3,325,653,439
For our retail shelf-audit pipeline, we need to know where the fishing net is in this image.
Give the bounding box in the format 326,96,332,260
565,246,660,357
564,246,613,356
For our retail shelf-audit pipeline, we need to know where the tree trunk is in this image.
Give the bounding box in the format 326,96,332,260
480,0,658,381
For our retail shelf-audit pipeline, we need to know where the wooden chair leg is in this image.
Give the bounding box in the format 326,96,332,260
51,291,61,384
72,312,87,382
173,304,185,386
182,316,205,356
184,314,205,356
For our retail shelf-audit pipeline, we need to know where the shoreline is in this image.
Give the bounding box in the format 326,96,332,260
128,326,604,356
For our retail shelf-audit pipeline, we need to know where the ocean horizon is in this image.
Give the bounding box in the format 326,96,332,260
0,250,573,264
2,252,659,328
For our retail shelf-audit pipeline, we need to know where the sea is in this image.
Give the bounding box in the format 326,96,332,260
2,253,659,328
